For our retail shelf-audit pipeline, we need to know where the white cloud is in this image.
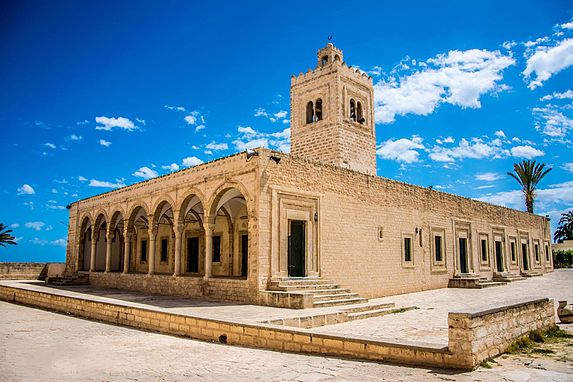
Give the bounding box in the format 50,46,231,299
476,184,496,190
374,49,515,123
479,181,573,212
562,163,573,172
77,120,89,125
429,138,506,162
78,176,88,182
17,184,35,195
23,201,34,210
182,156,204,167
205,141,228,151
161,163,180,172
475,172,502,182
494,130,506,138
376,136,425,163
254,108,289,123
510,145,545,159
540,90,573,101
43,142,56,149
46,205,66,210
184,114,197,125
532,105,573,139
132,166,158,179
99,139,112,147
135,118,146,125
560,21,573,30
68,134,82,141
51,188,58,194
29,237,67,247
195,124,206,132
232,125,290,153
523,38,573,89
164,105,186,112
88,179,126,188
25,221,45,231
95,116,137,131
10,223,19,228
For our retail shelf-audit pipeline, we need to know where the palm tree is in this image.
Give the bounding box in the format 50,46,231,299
0,224,17,247
554,211,573,243
507,160,552,213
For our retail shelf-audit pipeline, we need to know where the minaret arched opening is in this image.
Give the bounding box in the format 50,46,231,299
349,99,356,121
315,99,323,121
357,101,364,124
306,101,314,124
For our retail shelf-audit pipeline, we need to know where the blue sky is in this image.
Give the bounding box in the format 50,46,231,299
2,1,573,262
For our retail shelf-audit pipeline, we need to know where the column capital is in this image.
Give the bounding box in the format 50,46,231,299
148,223,159,237
173,223,185,235
203,222,216,233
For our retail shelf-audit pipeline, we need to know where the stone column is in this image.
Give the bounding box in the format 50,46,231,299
123,227,131,274
173,223,183,277
203,222,215,279
89,230,97,272
105,230,112,273
148,223,158,276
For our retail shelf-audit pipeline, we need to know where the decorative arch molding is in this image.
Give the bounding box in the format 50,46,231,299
126,201,150,222
150,195,177,221
78,212,93,230
205,180,254,225
151,198,176,225
177,187,207,225
94,211,108,229
109,208,126,231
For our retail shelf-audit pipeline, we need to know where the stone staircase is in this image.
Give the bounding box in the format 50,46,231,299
47,273,90,286
448,273,507,289
521,270,543,277
492,272,525,283
267,277,367,308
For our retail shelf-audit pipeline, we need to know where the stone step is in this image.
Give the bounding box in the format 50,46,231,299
312,292,360,302
269,283,340,291
475,281,507,288
269,278,333,287
521,272,543,277
492,274,525,282
313,297,368,308
342,302,395,314
347,306,416,321
300,288,351,296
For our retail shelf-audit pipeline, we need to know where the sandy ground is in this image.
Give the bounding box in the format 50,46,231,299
1,301,572,381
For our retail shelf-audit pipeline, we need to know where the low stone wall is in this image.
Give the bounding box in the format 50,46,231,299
448,298,555,368
0,263,46,280
0,283,555,370
89,272,257,304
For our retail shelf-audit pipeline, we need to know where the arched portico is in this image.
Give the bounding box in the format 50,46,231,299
107,210,125,272
151,200,175,275
178,192,206,276
92,213,107,272
205,186,250,278
126,205,149,274
78,216,92,271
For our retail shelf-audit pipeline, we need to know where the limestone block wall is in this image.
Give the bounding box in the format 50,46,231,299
0,263,47,279
448,298,555,368
258,149,552,298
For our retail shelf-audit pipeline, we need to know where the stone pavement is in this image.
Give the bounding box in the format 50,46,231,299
1,269,572,347
1,301,572,381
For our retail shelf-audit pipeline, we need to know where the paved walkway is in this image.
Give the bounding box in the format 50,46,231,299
2,269,572,347
1,301,572,381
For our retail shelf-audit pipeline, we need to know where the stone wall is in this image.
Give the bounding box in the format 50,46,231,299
0,263,46,280
89,272,257,304
448,297,555,368
0,283,556,370
258,149,553,298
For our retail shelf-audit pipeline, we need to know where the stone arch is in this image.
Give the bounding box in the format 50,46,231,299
151,199,175,274
315,98,323,121
306,101,314,124
126,203,150,274
176,187,206,224
78,215,92,271
206,182,252,277
357,101,364,124
92,212,107,271
350,98,356,121
206,180,254,224
108,209,125,272
177,189,206,275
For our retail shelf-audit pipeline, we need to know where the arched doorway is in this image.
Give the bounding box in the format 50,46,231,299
78,216,92,271
93,214,107,272
127,206,149,274
152,201,175,275
109,211,124,272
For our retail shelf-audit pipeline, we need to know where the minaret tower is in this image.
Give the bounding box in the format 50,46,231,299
290,43,376,175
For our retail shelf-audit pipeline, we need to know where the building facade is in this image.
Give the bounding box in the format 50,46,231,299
65,44,553,307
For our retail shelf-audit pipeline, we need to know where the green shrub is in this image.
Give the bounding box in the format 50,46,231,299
553,250,573,268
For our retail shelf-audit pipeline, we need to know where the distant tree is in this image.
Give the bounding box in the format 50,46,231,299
554,211,573,243
0,224,17,247
507,160,552,213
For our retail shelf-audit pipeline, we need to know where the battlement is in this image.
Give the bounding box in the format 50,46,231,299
290,61,372,87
